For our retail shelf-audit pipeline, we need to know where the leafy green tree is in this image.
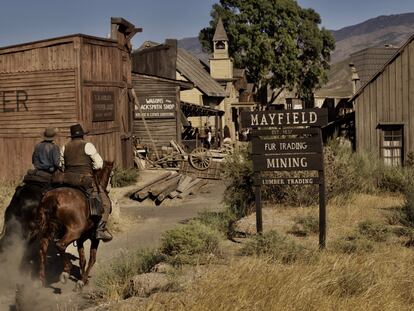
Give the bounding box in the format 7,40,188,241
199,0,335,106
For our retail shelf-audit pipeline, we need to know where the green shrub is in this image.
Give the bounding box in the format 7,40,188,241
378,166,408,193
95,248,165,299
357,220,391,242
160,220,221,265
331,235,374,254
406,152,414,167
111,167,138,188
289,215,319,237
399,180,414,228
222,138,410,217
240,230,317,264
196,210,237,238
222,146,255,218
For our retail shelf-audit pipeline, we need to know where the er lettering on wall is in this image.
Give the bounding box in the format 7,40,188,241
1,90,28,112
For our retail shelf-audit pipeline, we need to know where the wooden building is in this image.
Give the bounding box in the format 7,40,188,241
132,40,225,154
351,35,414,166
209,18,255,141
131,73,193,153
0,18,140,181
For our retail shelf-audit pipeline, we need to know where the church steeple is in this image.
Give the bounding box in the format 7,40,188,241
213,18,229,59
210,18,232,79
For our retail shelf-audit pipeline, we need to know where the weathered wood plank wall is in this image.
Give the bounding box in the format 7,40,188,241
132,74,179,155
354,38,414,160
0,28,135,181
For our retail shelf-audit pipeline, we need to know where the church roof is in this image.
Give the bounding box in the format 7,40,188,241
213,18,228,41
177,48,226,97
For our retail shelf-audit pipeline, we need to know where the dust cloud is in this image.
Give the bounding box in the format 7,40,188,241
0,218,70,311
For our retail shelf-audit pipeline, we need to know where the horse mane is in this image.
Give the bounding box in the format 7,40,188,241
96,160,114,189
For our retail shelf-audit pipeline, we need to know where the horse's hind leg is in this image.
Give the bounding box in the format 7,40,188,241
77,239,86,277
81,239,100,286
39,237,49,286
56,229,82,284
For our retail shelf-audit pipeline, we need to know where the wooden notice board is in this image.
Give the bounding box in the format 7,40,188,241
92,91,115,122
241,108,328,248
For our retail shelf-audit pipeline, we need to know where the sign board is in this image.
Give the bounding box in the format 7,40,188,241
252,137,322,155
254,177,321,186
251,128,319,137
241,108,328,128
92,91,115,122
134,95,175,119
252,153,323,172
245,108,327,248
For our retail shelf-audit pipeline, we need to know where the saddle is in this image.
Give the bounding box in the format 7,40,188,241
23,169,53,184
51,171,104,217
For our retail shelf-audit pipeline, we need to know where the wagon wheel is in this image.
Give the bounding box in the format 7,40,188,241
189,147,212,170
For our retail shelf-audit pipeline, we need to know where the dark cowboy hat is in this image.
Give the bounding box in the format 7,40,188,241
70,124,88,138
43,127,58,141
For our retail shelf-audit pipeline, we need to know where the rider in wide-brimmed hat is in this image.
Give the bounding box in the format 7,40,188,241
32,127,61,174
61,124,112,242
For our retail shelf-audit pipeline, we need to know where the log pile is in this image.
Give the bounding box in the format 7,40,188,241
130,172,208,204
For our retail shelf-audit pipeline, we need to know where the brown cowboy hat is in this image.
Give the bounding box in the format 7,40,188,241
43,127,58,141
70,124,88,138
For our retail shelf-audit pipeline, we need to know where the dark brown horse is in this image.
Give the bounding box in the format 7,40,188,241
37,161,113,289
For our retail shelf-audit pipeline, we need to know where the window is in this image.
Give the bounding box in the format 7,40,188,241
381,125,403,166
285,98,293,110
215,41,225,50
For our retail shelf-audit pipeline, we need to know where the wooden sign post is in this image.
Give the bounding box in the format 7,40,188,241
241,108,328,248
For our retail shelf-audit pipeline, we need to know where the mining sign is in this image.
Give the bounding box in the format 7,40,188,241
241,108,328,248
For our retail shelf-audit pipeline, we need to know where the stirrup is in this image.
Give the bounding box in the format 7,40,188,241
96,229,113,242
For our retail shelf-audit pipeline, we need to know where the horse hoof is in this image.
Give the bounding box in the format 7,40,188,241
60,272,70,284
74,280,84,292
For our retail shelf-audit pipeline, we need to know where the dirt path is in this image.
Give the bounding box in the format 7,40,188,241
0,170,225,310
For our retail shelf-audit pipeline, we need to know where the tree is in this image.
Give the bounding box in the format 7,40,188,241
199,0,335,107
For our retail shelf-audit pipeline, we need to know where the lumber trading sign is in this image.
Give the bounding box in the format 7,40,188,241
241,108,328,249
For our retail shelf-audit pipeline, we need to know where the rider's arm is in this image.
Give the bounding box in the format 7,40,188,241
84,143,103,170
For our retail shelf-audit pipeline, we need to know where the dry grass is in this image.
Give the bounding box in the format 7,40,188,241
0,182,16,229
141,247,414,311
124,192,413,311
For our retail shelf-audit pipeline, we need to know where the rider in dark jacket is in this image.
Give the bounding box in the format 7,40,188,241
61,124,113,242
30,127,61,183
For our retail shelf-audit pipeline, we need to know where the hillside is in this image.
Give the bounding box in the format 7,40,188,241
331,12,414,63
179,12,414,64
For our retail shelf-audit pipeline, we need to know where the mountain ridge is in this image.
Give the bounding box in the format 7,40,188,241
178,12,414,64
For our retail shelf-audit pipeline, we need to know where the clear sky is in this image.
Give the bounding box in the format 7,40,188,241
0,0,414,49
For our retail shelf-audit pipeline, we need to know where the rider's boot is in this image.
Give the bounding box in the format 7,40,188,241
96,219,113,242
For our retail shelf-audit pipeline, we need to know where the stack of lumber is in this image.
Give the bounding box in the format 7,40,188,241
130,172,208,204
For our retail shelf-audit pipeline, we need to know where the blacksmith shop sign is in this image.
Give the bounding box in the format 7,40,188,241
241,108,328,248
92,91,115,122
134,95,175,119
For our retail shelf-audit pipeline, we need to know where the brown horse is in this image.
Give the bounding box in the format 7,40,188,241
37,161,113,289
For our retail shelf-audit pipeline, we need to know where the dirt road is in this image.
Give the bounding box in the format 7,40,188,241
0,170,226,310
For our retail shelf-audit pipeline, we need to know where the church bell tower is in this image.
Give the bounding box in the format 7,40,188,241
210,18,233,79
